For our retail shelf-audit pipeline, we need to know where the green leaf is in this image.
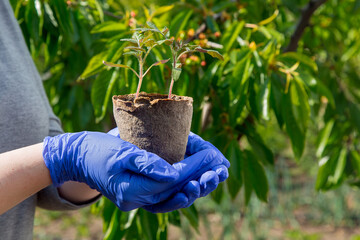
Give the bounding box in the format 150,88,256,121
172,67,182,81
256,75,270,121
103,208,122,240
25,0,40,44
226,140,243,199
205,15,220,32
80,51,108,79
122,51,139,57
153,59,170,66
103,60,130,69
124,46,146,53
210,183,224,204
168,210,181,227
229,58,252,125
151,5,175,17
138,209,158,240
258,9,279,26
91,69,118,122
180,205,199,232
194,47,208,53
43,2,58,27
146,21,160,32
315,147,346,190
349,102,360,133
120,38,138,44
157,39,173,46
290,77,310,133
246,126,274,166
278,52,318,73
282,90,306,160
51,0,72,35
245,150,269,202
222,21,244,52
170,10,193,37
350,150,360,175
242,151,253,205
333,147,347,183
316,119,335,157
206,50,224,60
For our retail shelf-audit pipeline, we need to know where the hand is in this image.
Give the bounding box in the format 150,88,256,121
42,131,226,211
108,130,230,213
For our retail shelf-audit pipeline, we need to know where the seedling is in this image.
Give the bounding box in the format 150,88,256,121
139,22,224,99
104,22,223,99
103,31,169,99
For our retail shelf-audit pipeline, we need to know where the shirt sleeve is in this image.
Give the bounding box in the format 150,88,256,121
31,47,101,211
2,0,101,210
35,82,102,210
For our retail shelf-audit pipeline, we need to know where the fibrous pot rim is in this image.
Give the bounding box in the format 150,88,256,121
112,92,193,112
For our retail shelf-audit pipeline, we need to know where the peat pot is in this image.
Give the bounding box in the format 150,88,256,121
112,92,193,164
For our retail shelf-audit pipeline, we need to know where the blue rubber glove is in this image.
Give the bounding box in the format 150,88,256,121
43,131,228,212
105,131,230,213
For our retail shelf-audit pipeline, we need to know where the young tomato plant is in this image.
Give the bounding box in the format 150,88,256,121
104,21,224,99
141,22,224,99
103,31,169,99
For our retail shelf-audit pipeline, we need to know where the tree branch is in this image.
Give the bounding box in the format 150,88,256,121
284,0,327,52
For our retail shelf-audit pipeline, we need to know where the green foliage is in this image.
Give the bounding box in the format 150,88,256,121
12,0,360,238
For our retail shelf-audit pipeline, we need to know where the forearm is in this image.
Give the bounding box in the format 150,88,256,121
0,143,100,214
0,143,51,214
58,181,100,204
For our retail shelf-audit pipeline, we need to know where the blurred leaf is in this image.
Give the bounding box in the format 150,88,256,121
120,38,138,44
230,57,252,125
170,10,193,37
350,150,360,175
146,21,160,32
315,147,347,190
168,210,181,227
206,50,224,60
51,0,72,35
256,75,270,121
151,5,174,18
138,209,159,240
103,208,123,240
226,140,243,199
333,147,347,183
180,205,199,232
316,119,335,157
282,88,306,160
222,21,245,52
206,15,220,32
278,52,318,73
245,150,269,202
246,127,274,166
211,183,224,204
91,69,118,122
91,21,127,33
172,67,182,81
349,102,360,133
80,51,108,79
259,9,279,26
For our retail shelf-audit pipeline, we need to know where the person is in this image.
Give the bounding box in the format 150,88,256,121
0,0,230,239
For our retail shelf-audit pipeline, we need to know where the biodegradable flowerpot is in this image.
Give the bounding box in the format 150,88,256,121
112,92,193,164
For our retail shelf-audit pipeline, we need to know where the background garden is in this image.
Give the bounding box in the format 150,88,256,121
9,0,360,239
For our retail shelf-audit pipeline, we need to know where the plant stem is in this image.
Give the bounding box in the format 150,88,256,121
168,52,177,99
168,76,174,99
135,59,143,99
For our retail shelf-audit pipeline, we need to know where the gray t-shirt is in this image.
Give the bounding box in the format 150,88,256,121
0,0,99,239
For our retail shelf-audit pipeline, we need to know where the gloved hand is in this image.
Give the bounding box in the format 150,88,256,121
140,132,230,213
43,131,229,212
